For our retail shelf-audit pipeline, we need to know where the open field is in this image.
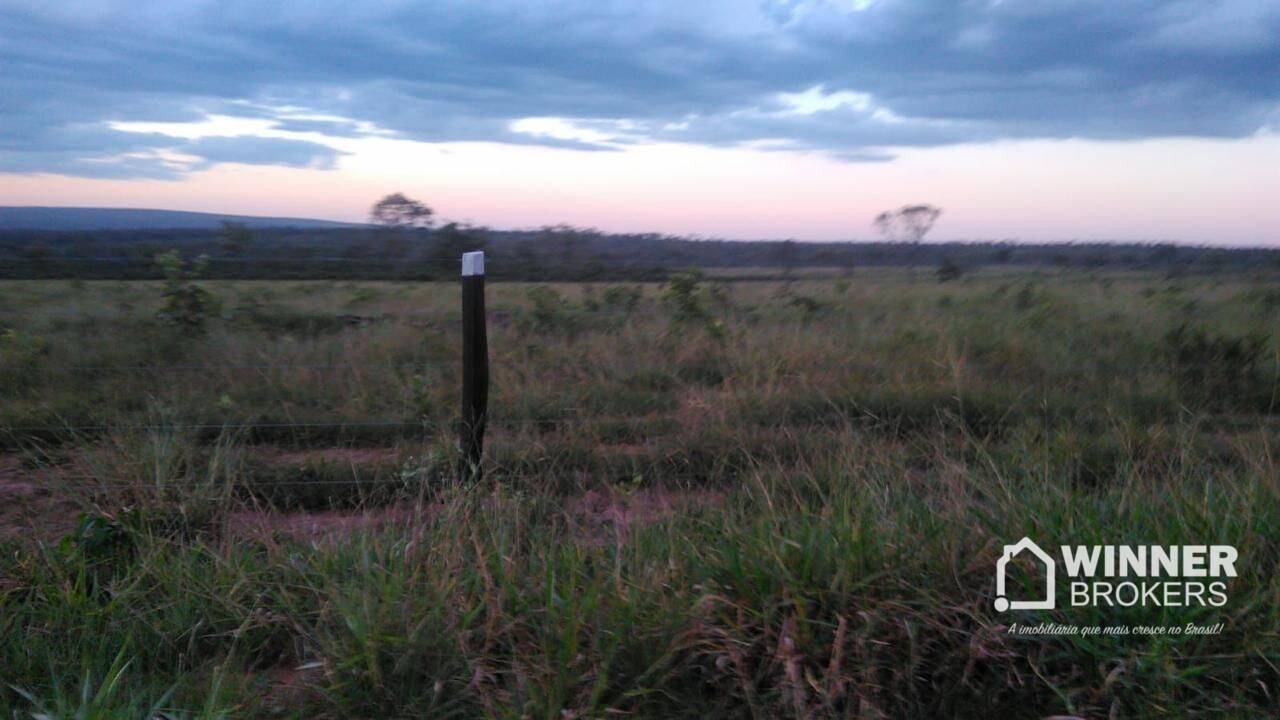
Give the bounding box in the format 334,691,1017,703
2,269,1279,717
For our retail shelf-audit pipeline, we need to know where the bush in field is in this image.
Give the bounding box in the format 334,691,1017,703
513,285,642,336
936,257,963,282
660,268,724,338
1237,286,1280,314
515,285,579,334
788,294,826,322
0,327,46,363
0,328,48,391
1166,323,1268,408
1014,283,1033,307
410,374,433,420
581,285,600,312
660,269,707,322
601,285,641,315
154,250,218,334
346,286,381,307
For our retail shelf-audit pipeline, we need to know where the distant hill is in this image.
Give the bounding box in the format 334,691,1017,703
0,206,363,231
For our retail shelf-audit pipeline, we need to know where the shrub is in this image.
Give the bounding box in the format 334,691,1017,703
659,269,724,338
515,285,579,334
154,251,218,334
602,285,642,314
936,257,963,282
659,269,709,322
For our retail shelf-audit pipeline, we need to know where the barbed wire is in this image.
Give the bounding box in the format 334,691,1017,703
1,257,466,264
47,362,432,372
0,421,435,433
0,418,601,434
0,411,884,436
45,476,438,489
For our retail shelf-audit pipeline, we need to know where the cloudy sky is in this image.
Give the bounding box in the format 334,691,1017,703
2,0,1278,243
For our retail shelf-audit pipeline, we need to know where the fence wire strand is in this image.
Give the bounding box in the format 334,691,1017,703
49,362,430,372
2,257,465,264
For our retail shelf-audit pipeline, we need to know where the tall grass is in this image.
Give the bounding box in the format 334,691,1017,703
1,269,1278,716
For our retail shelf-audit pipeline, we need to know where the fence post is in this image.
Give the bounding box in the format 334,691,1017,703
460,251,489,481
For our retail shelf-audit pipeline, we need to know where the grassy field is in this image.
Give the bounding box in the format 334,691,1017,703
1,268,1278,718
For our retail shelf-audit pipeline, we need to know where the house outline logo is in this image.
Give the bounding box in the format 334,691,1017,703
994,537,1056,611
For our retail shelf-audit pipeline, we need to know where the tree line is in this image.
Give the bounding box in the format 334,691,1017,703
0,195,1275,280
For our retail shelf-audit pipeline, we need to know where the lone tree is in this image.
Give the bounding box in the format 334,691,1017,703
370,193,434,229
873,204,942,243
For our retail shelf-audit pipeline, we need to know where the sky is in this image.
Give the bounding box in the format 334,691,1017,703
1,0,1278,244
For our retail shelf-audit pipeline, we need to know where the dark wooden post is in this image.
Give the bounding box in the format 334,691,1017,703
460,251,489,481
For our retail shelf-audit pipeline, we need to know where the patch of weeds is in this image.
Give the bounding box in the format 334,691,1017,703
229,303,357,337
346,287,382,307
515,285,582,334
1010,283,1059,327
56,511,137,598
602,284,642,314
409,375,434,420
676,351,728,386
1148,283,1199,316
0,328,49,395
0,327,48,365
1013,282,1039,310
241,452,417,509
9,646,176,720
1238,286,1280,314
1165,323,1269,410
788,294,826,321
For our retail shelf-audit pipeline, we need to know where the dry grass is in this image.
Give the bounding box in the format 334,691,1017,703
1,268,1278,717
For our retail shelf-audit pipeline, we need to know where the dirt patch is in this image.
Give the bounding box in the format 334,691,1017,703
255,662,326,714
256,447,403,468
568,484,722,541
672,387,732,428
595,442,654,457
226,504,430,546
0,454,79,542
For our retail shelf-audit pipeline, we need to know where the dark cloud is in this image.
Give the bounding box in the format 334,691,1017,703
1,0,1276,178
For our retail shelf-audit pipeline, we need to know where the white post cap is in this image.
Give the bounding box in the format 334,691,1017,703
462,251,485,276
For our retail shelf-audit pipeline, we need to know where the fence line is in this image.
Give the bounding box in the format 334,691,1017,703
0,257,464,264
1,250,849,474
37,357,904,374
63,479,432,489
1,421,435,433
48,363,430,372
1,411,862,436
